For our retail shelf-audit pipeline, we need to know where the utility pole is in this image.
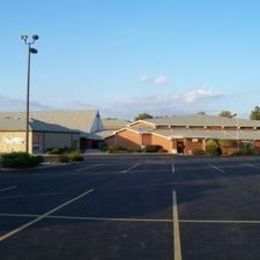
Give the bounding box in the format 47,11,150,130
21,34,39,153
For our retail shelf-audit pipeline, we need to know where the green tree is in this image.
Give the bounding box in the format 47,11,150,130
219,111,232,118
135,113,153,121
250,106,260,120
198,111,206,115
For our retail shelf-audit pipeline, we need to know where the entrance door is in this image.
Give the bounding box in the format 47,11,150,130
177,140,185,154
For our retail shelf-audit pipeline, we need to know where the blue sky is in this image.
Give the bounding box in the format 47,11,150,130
1,0,260,118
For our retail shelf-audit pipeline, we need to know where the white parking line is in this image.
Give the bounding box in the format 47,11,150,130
180,219,260,224
0,188,94,242
172,159,176,174
0,186,17,192
209,163,225,173
76,164,103,172
244,163,260,169
120,163,141,174
0,213,172,223
172,190,182,260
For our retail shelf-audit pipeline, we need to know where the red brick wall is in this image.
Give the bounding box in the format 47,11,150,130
223,127,238,131
221,147,237,156
150,134,173,152
156,125,170,129
184,139,204,155
142,134,152,145
106,129,142,150
207,126,222,130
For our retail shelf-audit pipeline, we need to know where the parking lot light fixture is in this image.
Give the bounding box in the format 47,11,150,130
20,34,39,153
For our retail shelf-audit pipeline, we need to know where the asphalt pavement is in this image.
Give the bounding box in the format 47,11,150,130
0,154,260,260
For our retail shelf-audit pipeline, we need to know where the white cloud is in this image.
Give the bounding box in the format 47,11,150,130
180,89,220,103
139,74,170,85
108,88,223,118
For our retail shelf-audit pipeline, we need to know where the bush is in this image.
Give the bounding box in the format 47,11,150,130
233,142,253,156
108,144,127,153
46,147,64,155
205,139,219,156
67,151,84,162
58,155,70,163
98,142,108,152
143,145,163,153
130,148,142,153
218,140,236,148
191,149,205,156
1,152,43,168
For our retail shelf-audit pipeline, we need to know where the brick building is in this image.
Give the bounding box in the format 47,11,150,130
0,117,80,154
0,110,103,152
106,115,260,154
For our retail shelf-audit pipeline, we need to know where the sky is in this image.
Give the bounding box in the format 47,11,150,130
1,0,260,119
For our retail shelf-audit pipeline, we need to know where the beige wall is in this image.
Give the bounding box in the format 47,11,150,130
38,132,80,152
0,131,80,154
0,131,33,153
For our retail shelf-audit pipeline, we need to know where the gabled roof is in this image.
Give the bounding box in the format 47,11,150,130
120,126,260,141
153,129,260,140
0,117,79,133
102,118,129,130
88,130,115,140
141,114,260,128
0,110,102,135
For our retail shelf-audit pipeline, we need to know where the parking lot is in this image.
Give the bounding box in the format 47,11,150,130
1,155,260,260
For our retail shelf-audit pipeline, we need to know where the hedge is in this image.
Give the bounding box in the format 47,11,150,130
143,145,163,153
67,151,84,162
1,152,43,169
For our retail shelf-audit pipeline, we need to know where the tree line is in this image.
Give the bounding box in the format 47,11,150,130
135,106,260,121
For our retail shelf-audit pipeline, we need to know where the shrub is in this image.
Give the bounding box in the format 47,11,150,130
205,139,219,156
1,152,43,168
67,151,84,162
108,144,127,153
58,155,70,163
98,142,108,152
191,149,205,156
46,147,64,155
218,140,236,148
130,148,142,153
143,145,163,153
233,142,253,156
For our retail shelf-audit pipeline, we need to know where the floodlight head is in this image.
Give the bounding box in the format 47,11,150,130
30,48,38,54
21,35,28,41
32,34,39,41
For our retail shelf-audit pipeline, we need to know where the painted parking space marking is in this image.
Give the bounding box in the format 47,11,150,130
0,186,17,192
103,182,177,191
172,190,182,260
0,188,94,242
120,163,141,174
76,164,104,172
172,159,176,174
2,213,260,225
0,213,172,223
180,219,260,224
209,163,225,173
244,163,260,169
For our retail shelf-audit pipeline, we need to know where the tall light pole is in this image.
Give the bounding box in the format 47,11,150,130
21,34,39,154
